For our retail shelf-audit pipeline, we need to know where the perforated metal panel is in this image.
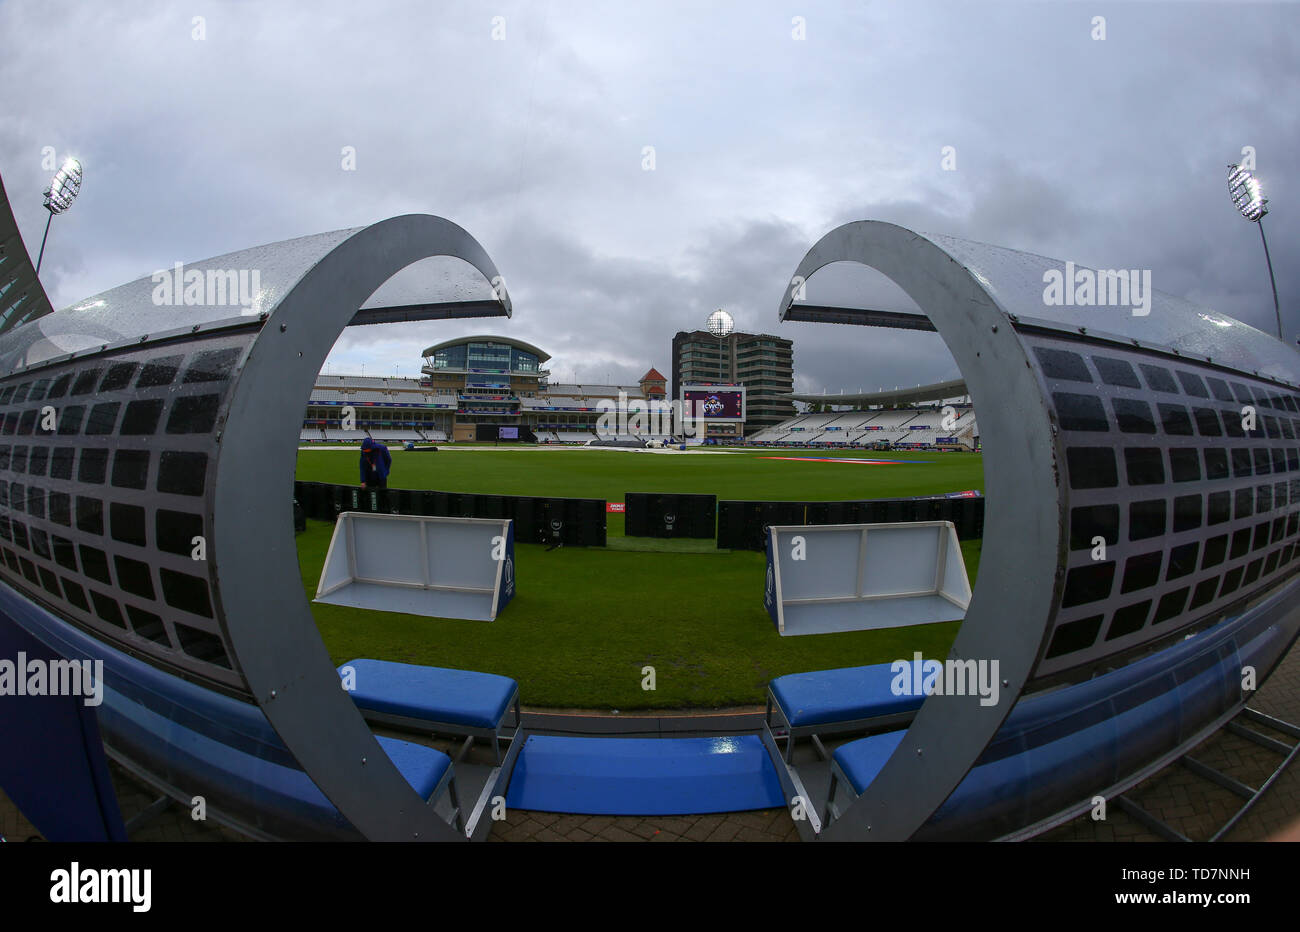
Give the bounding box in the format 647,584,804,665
1033,335,1300,679
0,331,255,693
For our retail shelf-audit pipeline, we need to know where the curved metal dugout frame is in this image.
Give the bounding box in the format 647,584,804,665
779,221,1063,840
0,211,511,841
777,220,1300,841
213,215,510,841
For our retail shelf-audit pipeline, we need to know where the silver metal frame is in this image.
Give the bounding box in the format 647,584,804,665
758,724,822,840
779,222,1062,840
464,719,527,841
213,215,512,841
777,220,1300,841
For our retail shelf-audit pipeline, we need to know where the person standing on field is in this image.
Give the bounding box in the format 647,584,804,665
359,437,391,489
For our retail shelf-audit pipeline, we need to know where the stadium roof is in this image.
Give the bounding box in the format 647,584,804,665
546,382,642,397
420,335,551,363
315,374,423,386
779,223,1298,387
790,378,968,407
0,219,511,373
0,172,55,334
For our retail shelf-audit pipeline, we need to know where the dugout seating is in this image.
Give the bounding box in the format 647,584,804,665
7,585,466,840
108,695,464,836
765,660,927,762
818,606,1272,837
340,659,521,764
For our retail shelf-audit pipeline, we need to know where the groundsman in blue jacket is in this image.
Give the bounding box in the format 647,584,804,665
359,437,391,489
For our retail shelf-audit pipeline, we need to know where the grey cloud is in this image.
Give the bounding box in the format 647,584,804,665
1,0,1295,399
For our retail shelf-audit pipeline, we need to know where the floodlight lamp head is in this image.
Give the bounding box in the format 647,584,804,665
43,157,82,215
706,308,734,338
1228,164,1268,222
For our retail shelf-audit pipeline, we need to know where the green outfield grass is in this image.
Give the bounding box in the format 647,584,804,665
294,445,984,710
294,446,984,537
295,445,984,502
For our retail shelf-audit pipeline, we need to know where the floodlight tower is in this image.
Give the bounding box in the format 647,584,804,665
706,308,734,381
1227,164,1283,341
36,157,83,276
703,309,734,443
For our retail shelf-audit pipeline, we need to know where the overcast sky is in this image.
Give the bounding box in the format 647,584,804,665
3,0,1297,394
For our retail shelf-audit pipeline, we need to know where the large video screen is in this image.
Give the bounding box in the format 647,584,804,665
682,386,745,420
498,426,519,439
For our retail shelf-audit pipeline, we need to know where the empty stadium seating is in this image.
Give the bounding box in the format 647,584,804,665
302,372,682,447
749,405,978,449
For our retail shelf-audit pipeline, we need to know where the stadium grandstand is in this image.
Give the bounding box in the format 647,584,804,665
302,335,673,444
301,336,980,449
747,379,980,450
303,374,458,444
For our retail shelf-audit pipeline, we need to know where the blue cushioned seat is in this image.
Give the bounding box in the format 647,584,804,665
373,736,453,800
832,729,907,793
769,662,925,727
341,659,517,730
827,642,1246,837
100,683,457,839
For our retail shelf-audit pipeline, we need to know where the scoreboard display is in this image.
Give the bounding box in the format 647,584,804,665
682,385,746,420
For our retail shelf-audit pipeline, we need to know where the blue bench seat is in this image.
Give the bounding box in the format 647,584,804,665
825,626,1250,837
101,682,460,839
830,729,907,794
1,582,464,840
766,661,926,761
340,659,521,762
376,736,453,799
